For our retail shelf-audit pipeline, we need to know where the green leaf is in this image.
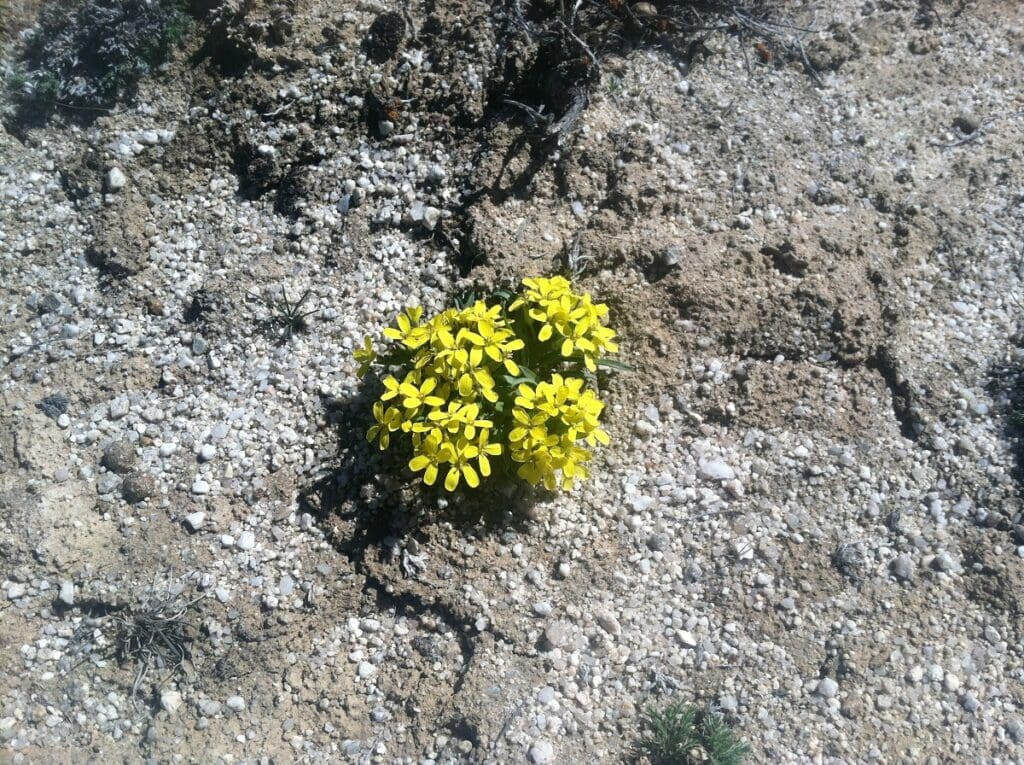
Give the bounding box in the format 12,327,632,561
501,375,536,387
596,358,632,372
518,363,538,378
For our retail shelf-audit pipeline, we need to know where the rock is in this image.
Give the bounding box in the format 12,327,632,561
633,420,657,437
38,292,63,314
677,630,698,648
122,471,156,503
932,551,959,574
109,397,130,419
279,575,294,596
660,246,682,269
106,167,127,192
1013,524,1024,546
960,693,979,713
357,661,376,679
543,621,571,649
1005,718,1024,743
198,444,216,462
160,690,182,714
191,335,209,355
533,601,553,617
421,206,440,231
184,512,206,532
944,674,960,693
699,459,736,481
647,533,670,552
891,554,914,582
191,479,210,495
102,440,137,474
225,695,245,712
595,611,621,635
7,583,26,600
96,473,121,495
236,531,256,550
198,699,221,717
528,740,555,764
816,677,839,699
58,581,74,606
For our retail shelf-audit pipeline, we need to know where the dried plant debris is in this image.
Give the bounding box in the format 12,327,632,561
111,587,201,703
495,0,815,144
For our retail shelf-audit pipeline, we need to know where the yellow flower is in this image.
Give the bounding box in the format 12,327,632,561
439,437,481,491
353,335,376,376
379,374,402,402
409,431,446,486
367,401,402,450
384,306,429,348
475,430,502,478
399,375,446,412
367,278,618,492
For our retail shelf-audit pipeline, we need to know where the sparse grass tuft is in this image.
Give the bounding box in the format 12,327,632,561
638,702,750,765
262,287,318,344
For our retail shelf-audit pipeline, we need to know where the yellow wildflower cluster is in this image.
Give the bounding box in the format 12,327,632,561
357,277,622,493
510,374,609,490
509,275,618,371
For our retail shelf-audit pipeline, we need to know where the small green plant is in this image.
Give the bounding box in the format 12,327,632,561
9,0,190,122
638,702,750,765
356,276,624,493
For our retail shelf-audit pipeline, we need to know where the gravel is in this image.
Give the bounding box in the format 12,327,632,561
0,3,1022,764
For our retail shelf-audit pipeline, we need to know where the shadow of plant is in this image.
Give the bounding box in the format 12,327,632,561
297,381,546,572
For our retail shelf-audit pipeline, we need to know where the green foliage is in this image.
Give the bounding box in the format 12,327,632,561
9,0,190,122
639,702,750,765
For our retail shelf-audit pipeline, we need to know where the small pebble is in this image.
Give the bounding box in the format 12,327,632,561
160,690,182,714
106,167,127,192
225,696,246,712
528,740,555,765
816,678,839,699
699,459,736,481
184,512,206,532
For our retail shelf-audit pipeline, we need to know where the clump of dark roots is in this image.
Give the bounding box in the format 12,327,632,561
113,588,200,703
